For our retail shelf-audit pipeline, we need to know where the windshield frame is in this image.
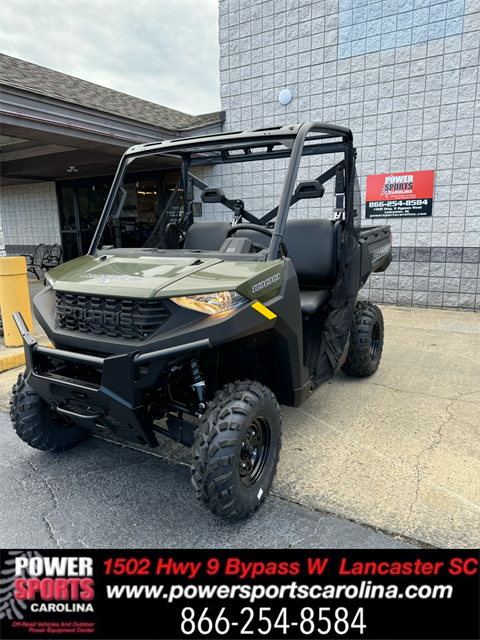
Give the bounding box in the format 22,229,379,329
88,122,354,260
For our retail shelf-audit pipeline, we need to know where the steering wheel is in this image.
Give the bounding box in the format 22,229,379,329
226,223,273,239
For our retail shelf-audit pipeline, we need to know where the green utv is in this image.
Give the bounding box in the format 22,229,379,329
10,123,392,519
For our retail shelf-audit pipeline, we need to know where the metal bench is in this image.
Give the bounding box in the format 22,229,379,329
23,243,62,280
23,243,48,280
42,243,62,272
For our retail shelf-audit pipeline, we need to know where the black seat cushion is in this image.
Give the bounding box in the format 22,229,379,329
184,222,231,250
300,290,331,315
283,219,336,287
185,222,271,251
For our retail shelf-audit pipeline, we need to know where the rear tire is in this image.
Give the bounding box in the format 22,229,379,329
341,301,384,377
191,380,281,520
10,372,88,451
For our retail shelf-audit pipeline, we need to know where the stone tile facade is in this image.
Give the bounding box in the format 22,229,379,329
337,0,466,58
215,0,480,310
0,183,61,257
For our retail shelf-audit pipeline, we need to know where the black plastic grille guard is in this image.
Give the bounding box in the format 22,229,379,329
12,311,210,448
55,292,170,341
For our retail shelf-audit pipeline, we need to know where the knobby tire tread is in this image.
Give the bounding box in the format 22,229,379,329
191,380,282,520
341,301,384,378
10,372,87,452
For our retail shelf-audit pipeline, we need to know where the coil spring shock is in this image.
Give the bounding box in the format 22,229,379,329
190,358,206,411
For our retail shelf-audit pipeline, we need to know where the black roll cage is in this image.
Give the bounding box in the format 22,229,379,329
89,122,355,261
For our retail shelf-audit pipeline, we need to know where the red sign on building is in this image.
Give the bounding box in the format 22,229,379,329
365,170,435,218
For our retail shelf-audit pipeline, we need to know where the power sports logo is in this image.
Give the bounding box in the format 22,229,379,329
252,273,281,294
366,170,435,219
1,551,95,616
381,174,414,198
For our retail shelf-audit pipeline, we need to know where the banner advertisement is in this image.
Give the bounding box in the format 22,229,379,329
121,185,139,217
1,549,478,640
365,170,435,218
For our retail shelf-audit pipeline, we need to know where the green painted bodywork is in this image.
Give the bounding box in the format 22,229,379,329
46,254,284,303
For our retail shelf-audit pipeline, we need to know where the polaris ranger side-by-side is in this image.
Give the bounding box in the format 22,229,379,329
10,122,392,519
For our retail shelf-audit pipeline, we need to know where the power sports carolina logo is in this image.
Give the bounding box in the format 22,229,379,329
0,551,95,617
365,170,435,219
380,174,414,198
0,550,40,620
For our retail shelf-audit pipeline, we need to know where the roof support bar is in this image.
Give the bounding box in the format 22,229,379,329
259,159,346,225
188,173,263,225
267,123,352,260
188,141,347,167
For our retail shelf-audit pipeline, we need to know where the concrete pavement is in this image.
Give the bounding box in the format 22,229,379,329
274,306,480,548
0,304,478,548
0,412,412,549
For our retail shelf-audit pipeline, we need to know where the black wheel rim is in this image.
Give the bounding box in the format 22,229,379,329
239,417,270,488
370,321,380,359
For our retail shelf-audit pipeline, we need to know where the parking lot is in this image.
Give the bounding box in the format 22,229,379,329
0,302,479,549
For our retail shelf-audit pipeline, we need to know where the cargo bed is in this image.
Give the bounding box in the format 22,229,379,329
359,224,392,287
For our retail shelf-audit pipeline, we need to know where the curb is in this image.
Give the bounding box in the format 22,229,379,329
0,343,53,373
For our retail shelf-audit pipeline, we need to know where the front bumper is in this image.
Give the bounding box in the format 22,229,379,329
13,312,210,448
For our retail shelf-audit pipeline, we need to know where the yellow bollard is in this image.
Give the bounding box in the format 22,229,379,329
0,256,34,347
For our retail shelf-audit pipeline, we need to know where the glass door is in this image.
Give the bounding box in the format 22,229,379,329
59,183,113,259
120,179,159,247
59,187,81,261
57,171,172,259
77,183,112,252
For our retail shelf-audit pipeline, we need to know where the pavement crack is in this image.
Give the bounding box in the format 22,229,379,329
452,389,480,403
41,516,60,547
368,381,479,403
77,537,90,549
30,454,158,483
269,491,435,549
406,397,456,532
405,452,422,531
25,459,61,548
296,406,480,514
426,399,453,453
367,381,447,399
0,458,30,474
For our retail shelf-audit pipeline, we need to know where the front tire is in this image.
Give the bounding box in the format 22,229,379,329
341,301,384,377
191,380,281,520
10,372,88,451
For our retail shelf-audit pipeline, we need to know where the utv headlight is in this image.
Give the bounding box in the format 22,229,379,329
171,291,248,315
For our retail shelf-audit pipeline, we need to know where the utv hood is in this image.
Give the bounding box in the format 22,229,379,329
46,254,283,301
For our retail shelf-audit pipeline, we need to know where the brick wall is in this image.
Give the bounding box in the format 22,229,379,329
216,0,480,310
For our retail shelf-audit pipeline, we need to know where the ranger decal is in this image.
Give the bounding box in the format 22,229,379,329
372,245,390,263
252,273,281,294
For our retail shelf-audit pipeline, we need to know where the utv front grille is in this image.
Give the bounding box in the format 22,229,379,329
55,293,170,340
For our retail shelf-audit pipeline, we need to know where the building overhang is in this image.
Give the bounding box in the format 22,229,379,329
0,85,225,186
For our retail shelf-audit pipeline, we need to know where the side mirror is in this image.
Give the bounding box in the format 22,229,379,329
201,187,226,203
294,180,325,199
